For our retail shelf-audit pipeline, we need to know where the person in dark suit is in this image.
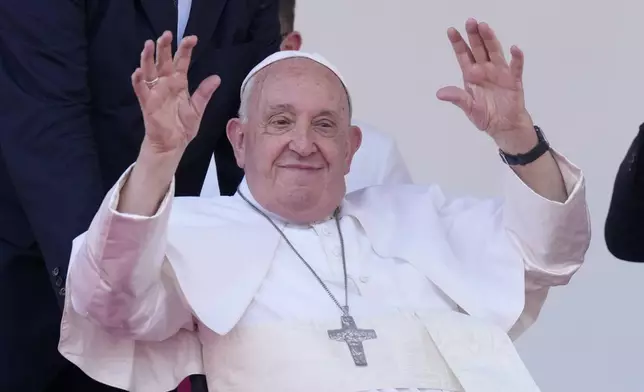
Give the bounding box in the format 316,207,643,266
605,124,644,262
0,0,280,390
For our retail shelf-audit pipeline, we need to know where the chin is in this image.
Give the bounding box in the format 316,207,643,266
268,174,345,222
273,186,335,223
280,186,321,210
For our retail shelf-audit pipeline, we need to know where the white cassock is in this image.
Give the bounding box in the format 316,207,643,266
58,149,590,392
199,120,412,197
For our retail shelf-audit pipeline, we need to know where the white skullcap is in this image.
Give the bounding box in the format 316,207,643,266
239,50,352,113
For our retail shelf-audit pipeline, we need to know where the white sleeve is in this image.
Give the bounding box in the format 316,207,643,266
436,149,590,337
67,164,193,341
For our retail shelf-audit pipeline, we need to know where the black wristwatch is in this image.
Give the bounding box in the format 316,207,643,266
499,125,550,166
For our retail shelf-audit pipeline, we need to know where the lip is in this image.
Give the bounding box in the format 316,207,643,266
277,164,324,170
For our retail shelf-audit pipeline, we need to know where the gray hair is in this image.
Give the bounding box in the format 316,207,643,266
238,75,256,123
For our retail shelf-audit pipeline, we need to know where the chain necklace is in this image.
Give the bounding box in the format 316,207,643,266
238,190,377,366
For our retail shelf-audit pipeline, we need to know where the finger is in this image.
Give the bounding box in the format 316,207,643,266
466,63,487,85
140,40,158,83
436,86,473,114
478,22,507,66
155,31,174,77
447,28,475,72
509,45,525,80
131,67,150,106
190,75,222,116
465,18,489,63
174,35,198,75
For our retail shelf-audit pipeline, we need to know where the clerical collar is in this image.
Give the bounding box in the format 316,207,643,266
236,177,335,226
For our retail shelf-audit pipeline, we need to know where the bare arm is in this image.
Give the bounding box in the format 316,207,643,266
117,147,181,216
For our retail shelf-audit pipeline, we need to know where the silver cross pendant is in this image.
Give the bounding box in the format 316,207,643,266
328,314,377,366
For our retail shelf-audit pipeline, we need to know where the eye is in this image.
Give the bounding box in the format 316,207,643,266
269,115,293,128
314,120,338,137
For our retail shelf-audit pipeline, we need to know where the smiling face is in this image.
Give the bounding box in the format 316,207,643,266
226,58,362,223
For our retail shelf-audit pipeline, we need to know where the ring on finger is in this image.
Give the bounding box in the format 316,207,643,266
144,77,160,88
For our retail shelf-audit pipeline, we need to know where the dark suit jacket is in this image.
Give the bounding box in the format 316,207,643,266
605,123,644,262
0,0,279,389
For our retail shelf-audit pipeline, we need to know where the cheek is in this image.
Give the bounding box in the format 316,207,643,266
250,137,289,172
317,141,347,170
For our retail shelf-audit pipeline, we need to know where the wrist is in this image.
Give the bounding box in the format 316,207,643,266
116,143,183,215
494,125,538,155
136,141,184,178
131,148,181,192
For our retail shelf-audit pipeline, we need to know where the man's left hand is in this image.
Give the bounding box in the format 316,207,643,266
437,18,537,155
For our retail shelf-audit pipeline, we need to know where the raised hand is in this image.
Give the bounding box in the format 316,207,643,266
437,18,535,153
132,31,221,155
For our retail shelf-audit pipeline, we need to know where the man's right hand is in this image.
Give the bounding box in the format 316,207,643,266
133,31,220,157
118,32,221,216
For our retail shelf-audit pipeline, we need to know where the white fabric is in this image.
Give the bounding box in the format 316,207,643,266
236,176,456,318
346,120,413,190
199,121,412,197
59,148,590,391
176,0,192,45
235,180,454,392
199,311,542,392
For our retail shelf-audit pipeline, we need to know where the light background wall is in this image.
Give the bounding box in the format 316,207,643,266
296,0,643,390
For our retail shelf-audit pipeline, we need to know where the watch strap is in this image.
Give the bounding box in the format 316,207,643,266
499,125,550,166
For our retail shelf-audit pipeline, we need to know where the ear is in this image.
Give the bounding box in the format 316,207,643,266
280,31,303,51
226,118,246,168
344,125,362,175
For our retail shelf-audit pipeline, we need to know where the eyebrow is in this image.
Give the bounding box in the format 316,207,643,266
314,110,340,120
267,104,296,113
266,104,340,119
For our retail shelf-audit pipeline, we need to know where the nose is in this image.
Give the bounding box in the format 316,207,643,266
288,124,317,156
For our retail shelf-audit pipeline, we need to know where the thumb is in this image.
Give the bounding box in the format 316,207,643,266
436,86,472,113
191,75,222,116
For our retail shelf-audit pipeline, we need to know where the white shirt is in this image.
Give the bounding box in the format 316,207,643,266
200,121,412,197
177,0,191,44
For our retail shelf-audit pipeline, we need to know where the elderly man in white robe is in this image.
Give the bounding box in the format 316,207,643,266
58,18,590,392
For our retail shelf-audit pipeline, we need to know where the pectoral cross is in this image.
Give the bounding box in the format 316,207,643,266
328,314,377,366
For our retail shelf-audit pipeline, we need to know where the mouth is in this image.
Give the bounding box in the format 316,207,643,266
278,164,324,171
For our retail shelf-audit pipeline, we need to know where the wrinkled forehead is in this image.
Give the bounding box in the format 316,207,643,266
254,59,351,115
